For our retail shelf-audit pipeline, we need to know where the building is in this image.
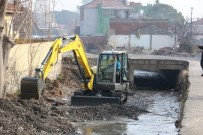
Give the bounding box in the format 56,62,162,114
4,1,24,38
80,0,176,51
193,18,203,46
4,3,15,37
80,0,137,36
109,19,175,50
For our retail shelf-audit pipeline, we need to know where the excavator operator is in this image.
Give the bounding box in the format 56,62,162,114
116,55,121,82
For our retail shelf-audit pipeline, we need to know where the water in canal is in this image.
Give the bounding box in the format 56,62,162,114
77,90,180,135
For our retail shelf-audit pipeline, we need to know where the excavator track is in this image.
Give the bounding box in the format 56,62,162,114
71,90,127,106
71,95,121,106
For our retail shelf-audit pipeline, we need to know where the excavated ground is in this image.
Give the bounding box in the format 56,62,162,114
1,49,190,134
0,57,149,134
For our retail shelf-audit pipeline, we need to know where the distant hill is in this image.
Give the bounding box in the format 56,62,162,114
53,10,80,26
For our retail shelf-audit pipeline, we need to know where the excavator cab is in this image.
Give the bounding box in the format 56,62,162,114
97,51,128,84
96,51,129,99
71,51,129,106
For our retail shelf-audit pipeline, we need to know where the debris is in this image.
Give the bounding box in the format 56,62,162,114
151,47,179,56
151,47,193,57
0,99,75,134
128,46,145,54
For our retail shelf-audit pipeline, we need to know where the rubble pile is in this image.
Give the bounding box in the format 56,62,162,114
115,46,145,54
128,46,145,54
151,47,180,56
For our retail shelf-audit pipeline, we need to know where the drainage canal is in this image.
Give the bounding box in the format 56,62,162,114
134,69,181,89
77,69,189,135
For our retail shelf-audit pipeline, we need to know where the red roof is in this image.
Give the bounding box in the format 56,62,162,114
82,0,131,9
110,19,169,34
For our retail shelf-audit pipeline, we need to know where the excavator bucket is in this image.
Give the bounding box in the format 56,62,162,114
71,95,121,106
20,77,46,99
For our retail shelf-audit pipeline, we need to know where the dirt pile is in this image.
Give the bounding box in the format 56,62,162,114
42,57,97,99
0,99,75,134
151,47,180,56
128,46,145,54
0,97,149,134
113,46,145,54
151,47,194,57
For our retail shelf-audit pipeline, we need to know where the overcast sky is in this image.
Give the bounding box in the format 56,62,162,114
54,0,203,19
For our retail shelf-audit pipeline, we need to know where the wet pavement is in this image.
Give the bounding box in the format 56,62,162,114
78,90,180,135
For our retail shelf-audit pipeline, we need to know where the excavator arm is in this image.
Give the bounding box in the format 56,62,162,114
59,35,94,90
20,35,94,99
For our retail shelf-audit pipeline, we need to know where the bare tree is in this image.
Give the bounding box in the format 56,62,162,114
0,0,33,98
176,19,193,53
0,0,8,98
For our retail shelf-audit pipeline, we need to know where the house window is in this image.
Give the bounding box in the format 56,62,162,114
103,9,111,17
125,11,129,18
112,9,117,17
103,9,118,17
80,8,84,21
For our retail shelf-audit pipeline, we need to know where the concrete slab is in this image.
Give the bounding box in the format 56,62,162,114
180,60,203,135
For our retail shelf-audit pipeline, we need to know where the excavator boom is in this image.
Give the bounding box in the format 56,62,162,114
20,35,94,99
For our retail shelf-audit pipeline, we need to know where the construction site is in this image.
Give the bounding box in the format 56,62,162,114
1,38,192,134
1,0,203,135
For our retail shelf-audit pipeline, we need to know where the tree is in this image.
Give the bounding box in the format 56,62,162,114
0,0,28,98
176,19,193,53
0,0,8,98
155,0,160,5
144,2,194,52
145,3,184,24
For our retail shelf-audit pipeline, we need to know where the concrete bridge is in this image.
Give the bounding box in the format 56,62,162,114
128,55,189,88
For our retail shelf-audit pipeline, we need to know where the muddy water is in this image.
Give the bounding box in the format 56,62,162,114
77,90,180,135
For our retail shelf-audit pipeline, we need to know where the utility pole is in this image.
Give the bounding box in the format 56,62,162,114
48,0,51,40
190,7,193,42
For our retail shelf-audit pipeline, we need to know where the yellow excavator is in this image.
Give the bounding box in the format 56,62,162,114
20,35,129,106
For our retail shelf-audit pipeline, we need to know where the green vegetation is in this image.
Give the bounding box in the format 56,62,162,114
144,2,184,23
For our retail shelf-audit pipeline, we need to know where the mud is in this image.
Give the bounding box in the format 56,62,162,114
0,97,148,134
0,57,149,134
0,99,74,134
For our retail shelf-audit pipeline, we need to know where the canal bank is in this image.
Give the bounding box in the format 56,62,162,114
77,90,180,135
180,60,203,135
